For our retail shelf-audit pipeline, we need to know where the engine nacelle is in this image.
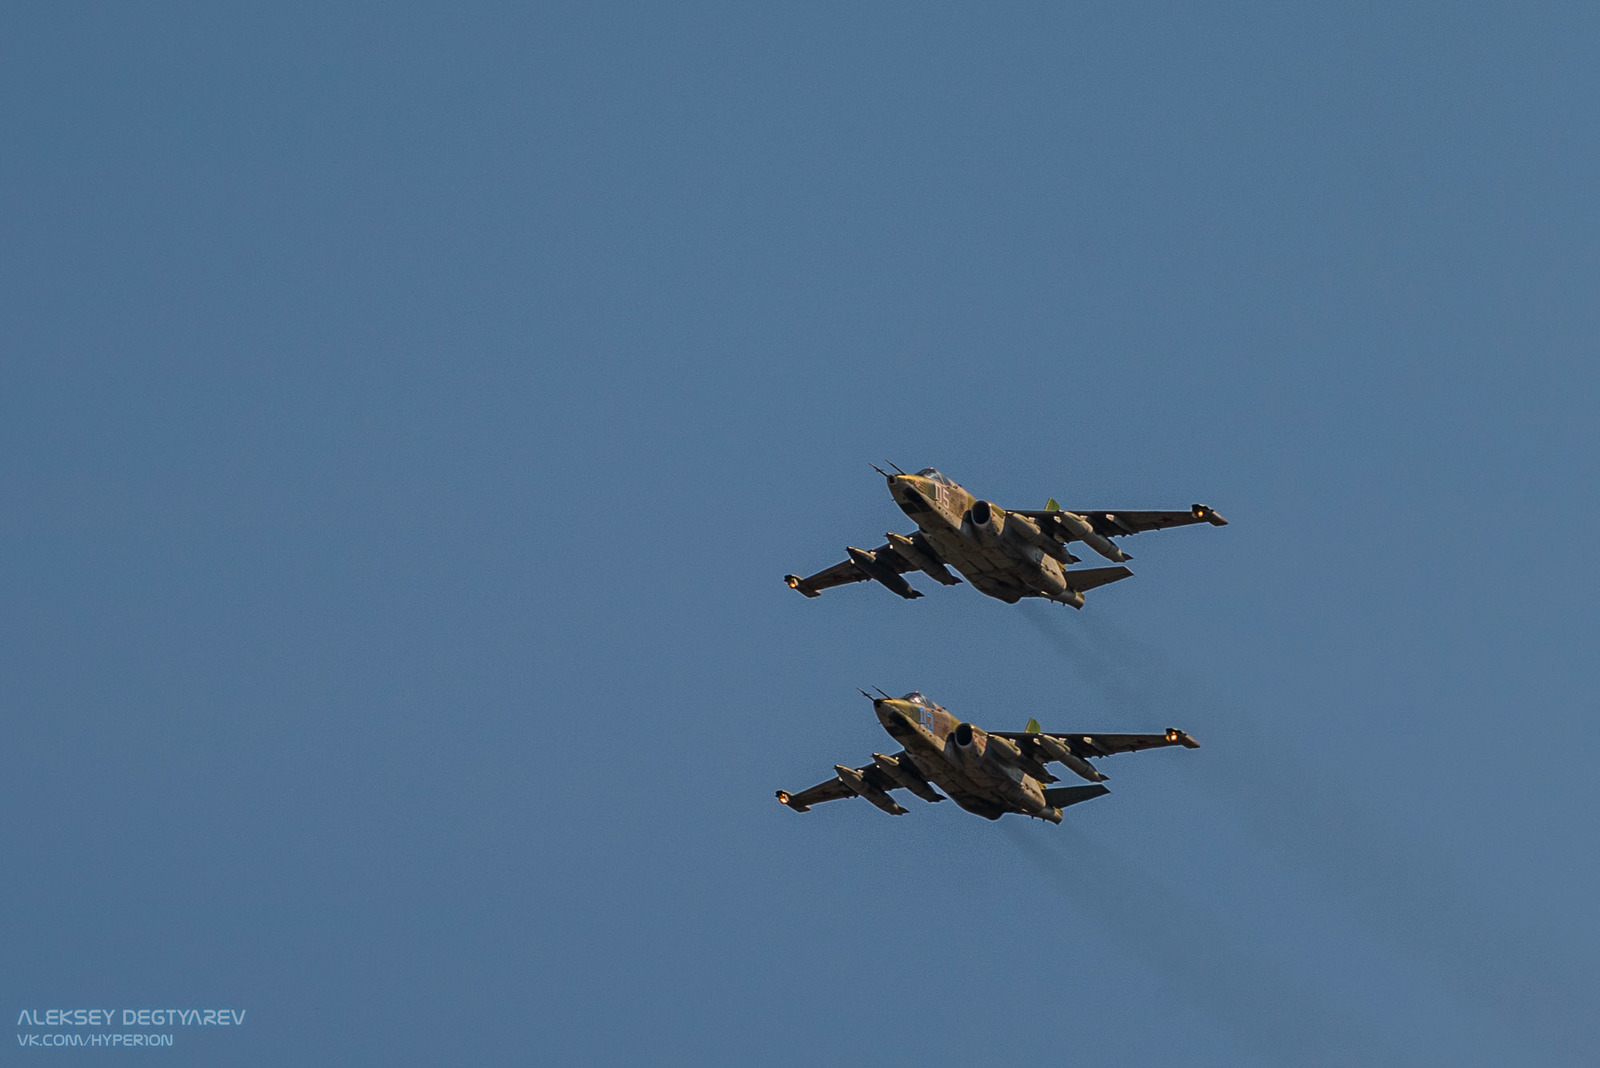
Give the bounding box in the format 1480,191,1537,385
1015,774,1047,812
986,734,1023,763
953,723,1050,813
953,722,1029,777
963,499,1006,546
951,721,989,771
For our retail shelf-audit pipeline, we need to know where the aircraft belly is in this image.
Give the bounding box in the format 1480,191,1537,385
945,755,1036,814
919,530,1033,600
929,774,1006,818
948,792,1007,819
904,740,1010,817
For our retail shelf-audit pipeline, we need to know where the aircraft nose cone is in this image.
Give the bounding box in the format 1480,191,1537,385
889,475,926,501
874,699,911,727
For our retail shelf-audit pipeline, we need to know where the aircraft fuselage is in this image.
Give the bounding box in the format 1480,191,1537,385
874,696,1054,821
888,473,1069,604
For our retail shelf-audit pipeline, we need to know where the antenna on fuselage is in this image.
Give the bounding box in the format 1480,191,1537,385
872,687,893,700
887,461,906,474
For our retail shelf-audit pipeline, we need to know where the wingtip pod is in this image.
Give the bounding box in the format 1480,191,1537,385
776,790,810,812
1165,728,1200,749
784,574,821,598
1191,504,1228,526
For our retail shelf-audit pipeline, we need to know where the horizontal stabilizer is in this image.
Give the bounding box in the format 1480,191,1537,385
1061,565,1134,592
1043,784,1111,809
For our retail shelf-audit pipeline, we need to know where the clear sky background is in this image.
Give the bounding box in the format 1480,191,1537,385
4,4,1598,1065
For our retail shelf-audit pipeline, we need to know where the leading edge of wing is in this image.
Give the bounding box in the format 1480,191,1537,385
785,540,922,599
777,761,907,814
1013,729,1202,756
1014,505,1227,537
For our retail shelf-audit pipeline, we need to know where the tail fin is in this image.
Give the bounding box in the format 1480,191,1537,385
1043,784,1110,809
1025,717,1042,734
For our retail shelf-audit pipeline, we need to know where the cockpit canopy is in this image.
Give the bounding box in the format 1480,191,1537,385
901,691,930,705
915,468,954,487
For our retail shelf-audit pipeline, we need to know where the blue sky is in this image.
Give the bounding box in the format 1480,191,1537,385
4,4,1598,1065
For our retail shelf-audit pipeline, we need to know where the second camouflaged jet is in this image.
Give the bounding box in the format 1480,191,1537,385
777,691,1199,823
785,467,1226,608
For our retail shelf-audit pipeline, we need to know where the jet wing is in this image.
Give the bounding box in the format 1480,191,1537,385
777,761,908,814
785,540,921,599
991,729,1201,757
1015,505,1227,540
775,776,855,811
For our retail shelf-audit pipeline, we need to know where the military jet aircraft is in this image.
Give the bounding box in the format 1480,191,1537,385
785,467,1226,607
777,691,1199,823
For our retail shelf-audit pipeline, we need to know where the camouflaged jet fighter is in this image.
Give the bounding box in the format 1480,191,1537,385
777,691,1199,823
785,467,1226,608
